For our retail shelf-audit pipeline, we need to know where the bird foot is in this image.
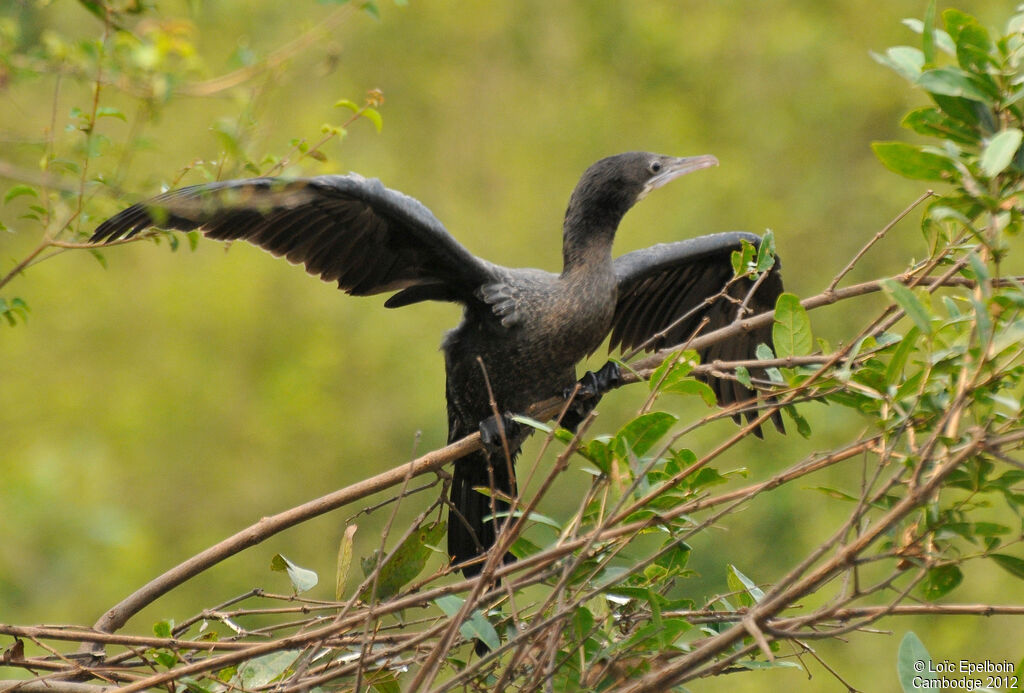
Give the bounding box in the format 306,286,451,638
479,412,522,455
561,361,623,431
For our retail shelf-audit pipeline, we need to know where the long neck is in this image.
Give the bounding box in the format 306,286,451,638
561,220,615,277
560,195,623,276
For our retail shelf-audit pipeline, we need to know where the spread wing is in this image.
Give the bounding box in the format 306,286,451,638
90,174,494,304
611,231,784,433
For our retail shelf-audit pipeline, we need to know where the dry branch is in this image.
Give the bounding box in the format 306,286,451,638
80,267,997,645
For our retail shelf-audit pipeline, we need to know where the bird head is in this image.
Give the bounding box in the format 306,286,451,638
563,152,719,243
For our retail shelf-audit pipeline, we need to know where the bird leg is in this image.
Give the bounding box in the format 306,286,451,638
560,360,622,432
478,412,524,457
477,360,622,448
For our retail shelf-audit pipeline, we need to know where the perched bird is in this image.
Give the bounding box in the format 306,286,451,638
91,152,783,577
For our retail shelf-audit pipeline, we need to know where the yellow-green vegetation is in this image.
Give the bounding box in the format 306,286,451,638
1,1,1022,691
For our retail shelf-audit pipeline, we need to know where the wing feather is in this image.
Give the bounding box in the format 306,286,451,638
90,174,494,304
612,232,784,433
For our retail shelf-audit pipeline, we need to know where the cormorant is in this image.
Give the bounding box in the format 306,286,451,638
91,151,783,577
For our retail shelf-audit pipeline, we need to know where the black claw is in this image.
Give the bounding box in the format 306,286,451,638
564,371,596,401
560,361,623,432
479,412,521,453
593,360,623,392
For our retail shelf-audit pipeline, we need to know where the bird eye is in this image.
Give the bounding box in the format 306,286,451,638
650,161,663,174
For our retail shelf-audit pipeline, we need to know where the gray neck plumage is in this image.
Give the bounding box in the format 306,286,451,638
560,194,628,275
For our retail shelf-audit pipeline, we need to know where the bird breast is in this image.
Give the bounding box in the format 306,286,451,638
505,267,617,372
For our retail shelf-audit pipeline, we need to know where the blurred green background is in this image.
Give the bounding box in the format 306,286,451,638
1,1,1020,689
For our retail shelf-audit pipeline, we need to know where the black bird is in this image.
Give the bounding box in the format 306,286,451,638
91,152,783,577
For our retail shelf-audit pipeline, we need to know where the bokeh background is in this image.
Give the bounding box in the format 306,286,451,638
1,1,1019,690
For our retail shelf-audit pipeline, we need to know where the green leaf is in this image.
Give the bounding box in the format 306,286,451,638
3,185,39,204
902,18,957,55
730,239,756,277
573,606,595,642
979,128,1022,177
153,619,174,638
943,9,993,72
360,520,445,600
660,372,716,406
614,412,677,458
973,522,1010,537
236,651,300,688
336,524,357,600
727,565,765,607
649,350,697,391
0,296,30,327
434,595,500,651
755,229,776,273
510,535,542,561
96,106,126,121
871,46,924,82
361,107,383,133
970,294,992,345
360,1,380,19
943,8,977,41
618,618,691,652
871,142,956,181
921,564,963,599
882,279,933,335
485,508,561,530
366,669,401,693
955,22,994,72
737,660,803,671
655,541,692,575
898,632,936,692
772,292,812,357
179,677,214,693
686,465,728,492
922,0,936,64
808,486,858,502
901,107,977,145
990,553,1024,580
512,414,552,434
334,98,360,112
755,342,784,383
153,650,178,668
270,554,319,594
783,404,811,438
991,470,1024,490
735,365,752,389
579,436,613,473
885,327,919,385
917,67,991,102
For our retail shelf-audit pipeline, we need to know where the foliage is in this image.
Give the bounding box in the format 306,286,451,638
1,2,1023,693
0,0,384,312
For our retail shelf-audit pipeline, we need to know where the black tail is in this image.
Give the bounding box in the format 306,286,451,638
448,449,517,577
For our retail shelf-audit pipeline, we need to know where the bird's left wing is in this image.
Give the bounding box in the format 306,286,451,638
611,231,784,432
90,174,495,302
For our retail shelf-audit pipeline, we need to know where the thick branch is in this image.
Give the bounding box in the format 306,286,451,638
85,434,484,639
0,624,249,652
0,682,112,693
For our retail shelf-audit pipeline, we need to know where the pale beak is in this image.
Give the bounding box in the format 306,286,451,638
646,154,719,192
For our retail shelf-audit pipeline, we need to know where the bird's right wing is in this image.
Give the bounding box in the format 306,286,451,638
90,174,495,303
611,231,784,432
